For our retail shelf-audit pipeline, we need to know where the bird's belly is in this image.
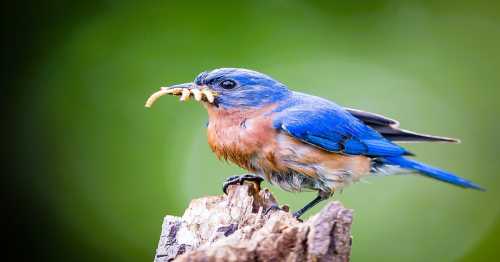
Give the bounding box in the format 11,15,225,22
261,133,373,193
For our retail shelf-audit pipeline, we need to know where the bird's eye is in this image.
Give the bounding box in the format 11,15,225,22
220,80,237,89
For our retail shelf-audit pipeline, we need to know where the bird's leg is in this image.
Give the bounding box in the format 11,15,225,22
293,191,331,219
292,195,323,219
222,173,264,195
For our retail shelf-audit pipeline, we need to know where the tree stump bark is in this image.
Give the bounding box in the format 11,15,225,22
154,180,353,262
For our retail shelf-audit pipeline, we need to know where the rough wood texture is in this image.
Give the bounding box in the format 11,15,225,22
154,181,353,262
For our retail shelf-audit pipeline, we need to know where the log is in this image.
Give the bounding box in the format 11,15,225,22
154,180,353,262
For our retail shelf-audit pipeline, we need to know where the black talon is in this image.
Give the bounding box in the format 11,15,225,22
222,174,264,195
264,204,281,216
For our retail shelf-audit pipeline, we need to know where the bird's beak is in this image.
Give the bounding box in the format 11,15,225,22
145,83,217,108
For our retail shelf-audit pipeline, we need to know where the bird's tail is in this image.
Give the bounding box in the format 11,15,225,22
382,156,484,190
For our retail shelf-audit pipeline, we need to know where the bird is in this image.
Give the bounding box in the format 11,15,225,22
145,68,483,218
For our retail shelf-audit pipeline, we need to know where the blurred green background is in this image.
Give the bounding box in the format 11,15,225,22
6,0,500,261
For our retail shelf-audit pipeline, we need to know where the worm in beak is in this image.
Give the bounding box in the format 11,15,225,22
145,83,217,108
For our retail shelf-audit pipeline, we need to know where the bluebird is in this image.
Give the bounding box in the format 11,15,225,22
145,68,483,218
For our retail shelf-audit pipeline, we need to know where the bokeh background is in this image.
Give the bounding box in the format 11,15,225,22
5,0,500,261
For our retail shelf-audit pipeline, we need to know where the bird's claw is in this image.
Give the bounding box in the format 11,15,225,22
292,211,304,222
263,204,290,216
222,174,264,195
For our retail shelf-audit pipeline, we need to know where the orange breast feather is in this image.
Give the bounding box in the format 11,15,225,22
206,105,278,172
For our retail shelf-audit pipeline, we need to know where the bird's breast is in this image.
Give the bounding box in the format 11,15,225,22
206,105,278,171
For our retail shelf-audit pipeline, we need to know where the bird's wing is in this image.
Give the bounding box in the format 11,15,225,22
273,93,408,157
345,107,459,143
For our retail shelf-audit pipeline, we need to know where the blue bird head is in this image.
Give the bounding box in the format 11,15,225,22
145,68,291,109
194,68,290,108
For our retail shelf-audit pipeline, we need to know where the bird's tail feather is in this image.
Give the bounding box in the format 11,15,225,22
383,156,484,190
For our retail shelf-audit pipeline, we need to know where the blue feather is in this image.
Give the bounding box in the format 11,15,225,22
383,156,485,190
273,92,409,157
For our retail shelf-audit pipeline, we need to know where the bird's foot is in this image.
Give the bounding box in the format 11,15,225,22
263,204,290,216
222,174,264,195
264,204,280,216
292,211,305,221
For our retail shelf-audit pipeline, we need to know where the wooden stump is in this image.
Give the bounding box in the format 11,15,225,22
154,181,353,262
